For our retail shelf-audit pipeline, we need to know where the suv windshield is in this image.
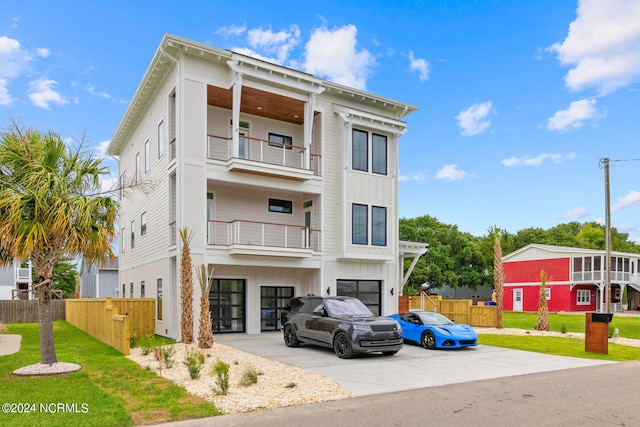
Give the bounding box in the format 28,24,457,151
324,298,374,317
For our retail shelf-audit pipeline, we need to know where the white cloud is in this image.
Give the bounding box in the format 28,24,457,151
36,48,50,58
546,98,606,132
217,24,247,38
455,101,493,136
0,78,12,106
86,84,112,99
246,25,301,64
408,51,430,82
612,190,640,212
28,78,69,109
0,36,30,79
95,140,111,159
550,0,640,94
302,25,375,90
435,164,467,181
563,206,590,218
399,170,427,183
502,152,577,167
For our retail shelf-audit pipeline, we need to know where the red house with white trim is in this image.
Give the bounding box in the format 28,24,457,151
502,244,640,313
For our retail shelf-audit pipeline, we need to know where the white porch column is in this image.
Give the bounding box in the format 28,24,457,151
303,93,316,169
231,72,243,158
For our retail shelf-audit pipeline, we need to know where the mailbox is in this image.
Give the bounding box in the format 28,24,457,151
585,312,612,354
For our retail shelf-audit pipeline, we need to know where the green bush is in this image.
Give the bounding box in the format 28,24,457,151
213,360,230,395
239,365,262,387
184,349,205,380
161,346,176,368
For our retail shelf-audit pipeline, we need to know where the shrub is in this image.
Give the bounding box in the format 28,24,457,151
0,322,8,334
239,365,262,387
160,346,176,368
183,349,205,380
213,360,230,395
560,324,567,334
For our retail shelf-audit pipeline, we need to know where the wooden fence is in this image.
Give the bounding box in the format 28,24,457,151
0,300,66,323
65,298,155,356
401,295,497,327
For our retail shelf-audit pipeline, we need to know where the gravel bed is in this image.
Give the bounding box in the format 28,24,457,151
127,342,352,414
13,362,82,376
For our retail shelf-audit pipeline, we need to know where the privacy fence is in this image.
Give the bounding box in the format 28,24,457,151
65,298,155,356
0,300,65,323
401,295,497,327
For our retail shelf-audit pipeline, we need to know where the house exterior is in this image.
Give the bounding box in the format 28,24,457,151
0,260,33,300
502,244,640,313
107,34,423,339
79,257,119,298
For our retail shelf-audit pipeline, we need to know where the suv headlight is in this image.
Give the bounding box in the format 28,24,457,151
353,324,372,331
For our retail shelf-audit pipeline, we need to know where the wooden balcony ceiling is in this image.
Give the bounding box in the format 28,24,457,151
207,85,305,125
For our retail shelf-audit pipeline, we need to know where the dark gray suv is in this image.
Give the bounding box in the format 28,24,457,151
280,296,403,359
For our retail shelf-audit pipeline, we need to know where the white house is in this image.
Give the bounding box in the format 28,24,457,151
0,259,33,300
108,34,424,339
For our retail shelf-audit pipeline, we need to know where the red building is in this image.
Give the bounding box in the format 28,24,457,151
502,244,640,313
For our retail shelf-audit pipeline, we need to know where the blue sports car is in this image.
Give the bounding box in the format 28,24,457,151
388,311,478,350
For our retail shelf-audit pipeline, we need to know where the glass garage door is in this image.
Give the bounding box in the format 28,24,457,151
260,286,294,331
337,280,381,315
209,279,245,333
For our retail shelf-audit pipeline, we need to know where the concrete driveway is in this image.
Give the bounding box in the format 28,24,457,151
214,332,613,397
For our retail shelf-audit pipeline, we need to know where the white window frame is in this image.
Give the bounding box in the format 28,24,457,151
141,212,147,236
158,120,165,158
144,140,149,173
577,289,590,305
135,152,140,183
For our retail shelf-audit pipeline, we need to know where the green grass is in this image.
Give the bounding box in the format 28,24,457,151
478,334,640,361
0,321,220,427
504,311,640,339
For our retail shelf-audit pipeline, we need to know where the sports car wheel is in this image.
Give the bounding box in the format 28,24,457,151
421,330,436,350
283,324,300,347
333,332,354,359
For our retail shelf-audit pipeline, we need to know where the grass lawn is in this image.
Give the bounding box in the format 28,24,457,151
503,311,640,339
0,321,220,427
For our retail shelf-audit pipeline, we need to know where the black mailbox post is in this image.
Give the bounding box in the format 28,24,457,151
585,312,613,354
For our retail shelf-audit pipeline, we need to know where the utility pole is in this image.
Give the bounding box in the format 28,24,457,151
604,158,611,313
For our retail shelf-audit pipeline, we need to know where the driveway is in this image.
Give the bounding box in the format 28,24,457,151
214,332,613,397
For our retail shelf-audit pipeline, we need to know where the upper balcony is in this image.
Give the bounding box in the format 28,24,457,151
207,134,321,181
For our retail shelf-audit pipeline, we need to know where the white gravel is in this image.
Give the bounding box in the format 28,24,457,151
126,342,352,414
13,362,82,376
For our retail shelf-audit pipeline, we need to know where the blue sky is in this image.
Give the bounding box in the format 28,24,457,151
2,0,640,240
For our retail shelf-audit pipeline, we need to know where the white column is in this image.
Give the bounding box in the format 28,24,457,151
231,72,243,158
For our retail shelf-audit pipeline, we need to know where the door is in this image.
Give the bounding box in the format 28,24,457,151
260,286,294,331
206,192,215,244
513,289,523,312
209,279,245,333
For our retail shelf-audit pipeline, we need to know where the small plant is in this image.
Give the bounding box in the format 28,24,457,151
239,365,262,387
129,332,138,347
161,346,176,368
183,349,205,380
560,324,567,334
213,360,230,395
608,326,615,339
0,322,8,335
285,382,297,389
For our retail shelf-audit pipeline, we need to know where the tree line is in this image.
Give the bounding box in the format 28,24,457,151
400,215,640,295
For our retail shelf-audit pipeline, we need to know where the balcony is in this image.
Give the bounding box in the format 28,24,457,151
207,134,321,181
207,220,320,258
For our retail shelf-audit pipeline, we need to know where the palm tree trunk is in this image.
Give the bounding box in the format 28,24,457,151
37,282,58,364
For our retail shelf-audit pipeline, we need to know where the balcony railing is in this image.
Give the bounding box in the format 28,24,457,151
572,271,634,283
207,220,320,252
207,134,321,176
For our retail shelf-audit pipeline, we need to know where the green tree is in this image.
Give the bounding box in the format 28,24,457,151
0,122,116,364
52,257,79,299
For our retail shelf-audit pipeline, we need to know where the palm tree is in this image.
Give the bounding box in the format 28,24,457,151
0,122,117,364
535,270,550,331
196,264,214,349
489,226,504,329
179,227,194,344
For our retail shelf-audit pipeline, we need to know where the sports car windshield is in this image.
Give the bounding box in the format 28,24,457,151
325,298,374,317
417,312,455,326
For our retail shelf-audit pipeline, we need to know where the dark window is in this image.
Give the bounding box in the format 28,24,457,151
141,281,145,298
269,198,293,214
141,212,147,236
337,279,382,315
130,220,135,249
352,204,368,245
372,206,387,246
372,133,387,175
352,129,368,171
268,133,293,150
157,278,163,320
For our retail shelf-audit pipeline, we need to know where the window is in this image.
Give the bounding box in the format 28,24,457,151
372,133,387,175
135,152,140,183
119,171,126,199
121,227,125,253
141,212,147,236
144,140,149,173
122,284,126,298
157,278,163,320
130,283,134,298
141,281,145,298
268,198,292,214
545,288,551,300
130,220,135,249
158,120,165,158
577,289,590,305
372,206,387,246
352,204,368,245
352,129,368,171
268,132,292,149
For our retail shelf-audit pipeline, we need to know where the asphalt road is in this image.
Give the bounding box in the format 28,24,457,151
158,361,640,426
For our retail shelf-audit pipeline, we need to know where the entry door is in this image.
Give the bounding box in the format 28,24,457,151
209,279,245,333
513,289,523,312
